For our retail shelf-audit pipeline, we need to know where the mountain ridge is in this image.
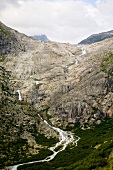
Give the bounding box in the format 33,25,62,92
0,22,113,128
30,34,50,42
78,29,113,44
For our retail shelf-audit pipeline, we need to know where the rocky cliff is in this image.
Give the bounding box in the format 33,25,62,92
0,22,113,130
0,21,27,55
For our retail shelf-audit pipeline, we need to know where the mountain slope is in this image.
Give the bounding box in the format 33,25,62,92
0,22,113,170
18,118,113,170
30,34,50,42
1,22,113,128
78,30,113,44
0,21,27,55
0,66,57,168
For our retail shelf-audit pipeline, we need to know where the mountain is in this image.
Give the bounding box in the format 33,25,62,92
78,30,113,44
30,34,50,42
1,21,113,127
0,22,113,169
0,22,58,168
0,65,58,168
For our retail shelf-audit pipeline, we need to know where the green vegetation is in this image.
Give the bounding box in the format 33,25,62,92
18,118,113,170
34,133,58,147
0,56,6,62
0,66,58,168
0,25,9,36
0,39,113,169
0,139,28,167
0,137,52,167
101,52,113,76
100,53,113,94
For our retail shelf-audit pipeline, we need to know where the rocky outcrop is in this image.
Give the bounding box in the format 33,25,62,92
0,21,27,55
0,22,113,129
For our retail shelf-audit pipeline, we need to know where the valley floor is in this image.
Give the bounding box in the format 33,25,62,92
16,118,113,170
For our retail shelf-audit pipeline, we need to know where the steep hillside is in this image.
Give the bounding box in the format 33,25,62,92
0,22,113,170
0,21,41,56
0,21,26,55
1,22,113,129
0,65,58,168
78,30,113,44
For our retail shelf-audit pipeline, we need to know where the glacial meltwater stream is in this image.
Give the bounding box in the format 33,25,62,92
11,112,80,170
11,48,86,170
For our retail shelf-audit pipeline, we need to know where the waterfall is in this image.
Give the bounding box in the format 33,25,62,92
17,90,22,101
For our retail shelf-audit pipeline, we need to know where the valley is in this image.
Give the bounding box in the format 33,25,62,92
11,113,80,170
0,21,113,170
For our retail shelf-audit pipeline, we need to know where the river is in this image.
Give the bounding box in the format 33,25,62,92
13,48,86,170
11,112,80,170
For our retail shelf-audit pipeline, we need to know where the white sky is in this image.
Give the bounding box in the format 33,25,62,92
0,0,113,44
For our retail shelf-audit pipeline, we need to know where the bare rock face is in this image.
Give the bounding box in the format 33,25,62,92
0,21,27,55
1,22,113,127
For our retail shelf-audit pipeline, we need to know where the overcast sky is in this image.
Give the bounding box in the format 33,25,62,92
0,0,113,44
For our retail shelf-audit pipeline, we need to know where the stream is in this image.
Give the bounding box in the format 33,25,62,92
10,47,86,169
11,111,80,170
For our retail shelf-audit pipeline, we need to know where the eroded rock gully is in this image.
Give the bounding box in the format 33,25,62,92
1,22,113,128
